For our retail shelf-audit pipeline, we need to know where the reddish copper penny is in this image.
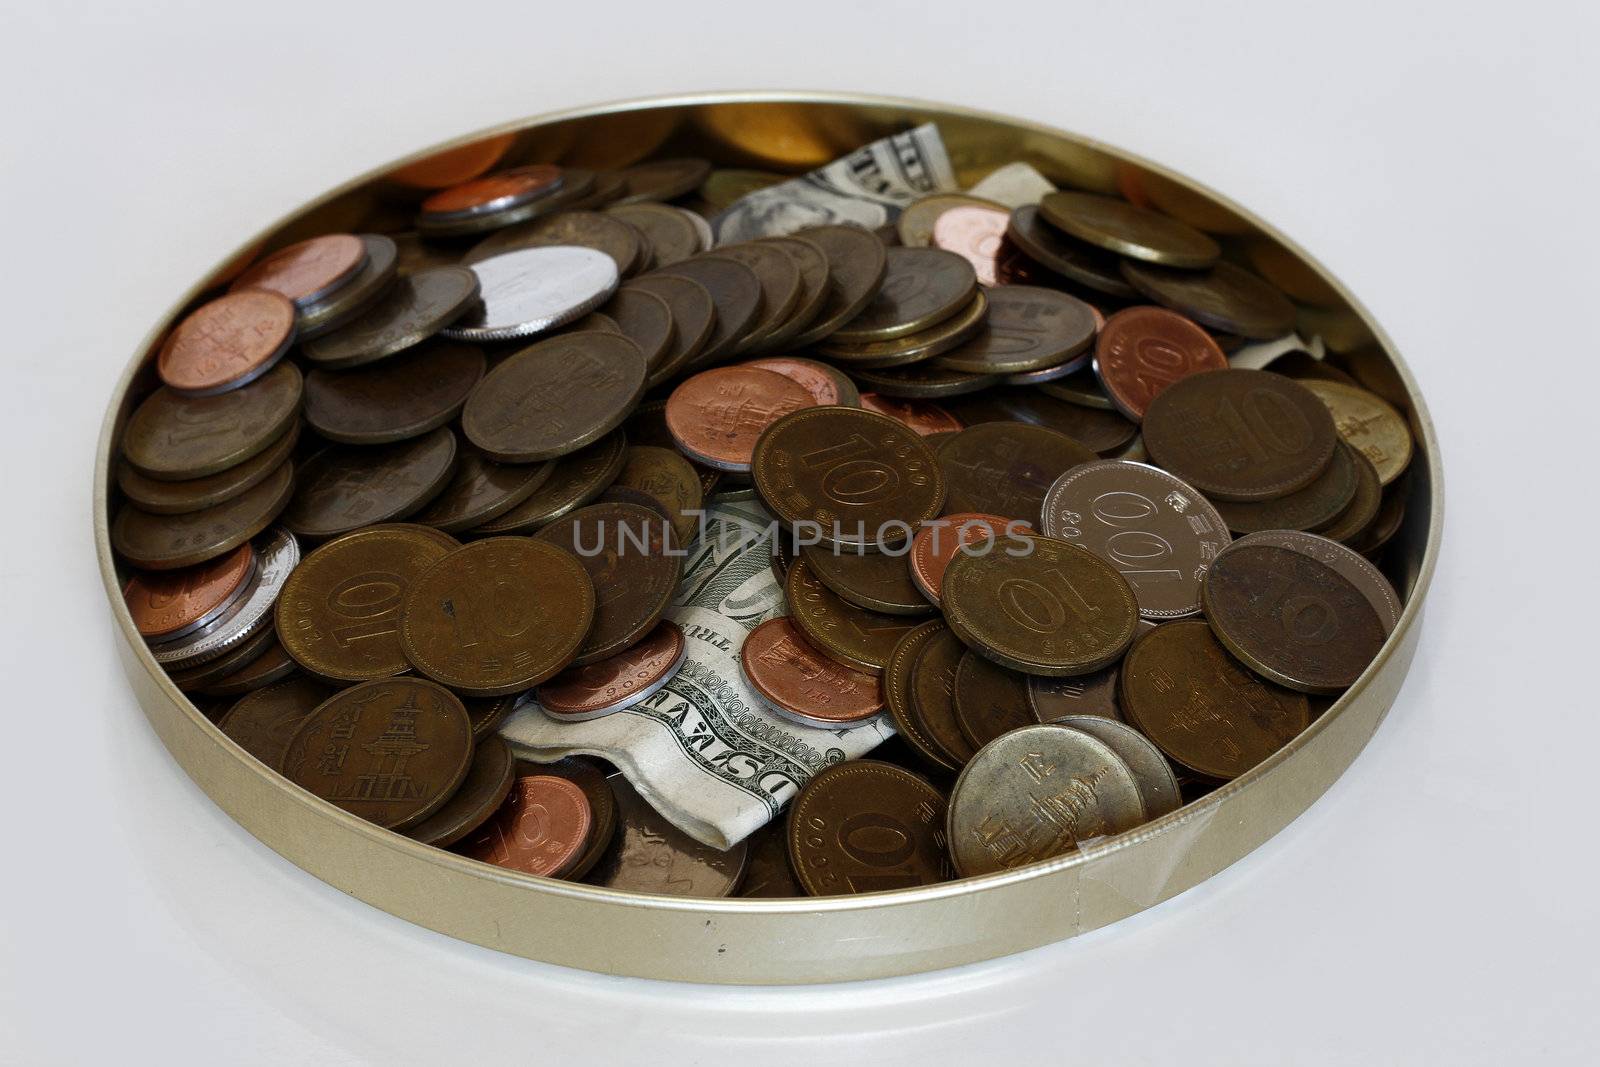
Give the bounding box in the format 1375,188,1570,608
386,133,516,189
745,357,846,405
740,617,885,729
931,205,1010,287
231,234,367,307
664,365,815,472
858,393,963,436
420,164,563,217
536,621,687,720
156,290,297,396
122,543,255,639
908,513,1033,605
458,775,593,878
1092,305,1228,421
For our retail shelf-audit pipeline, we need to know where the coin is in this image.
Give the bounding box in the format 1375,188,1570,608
1244,240,1344,308
464,694,514,740
1318,446,1383,544
1037,192,1219,268
231,233,367,307
420,164,564,220
401,537,595,695
952,651,1033,749
275,523,459,681
616,157,712,204
784,558,920,675
385,133,515,189
748,236,831,350
935,421,1096,522
935,285,1097,375
665,365,814,473
815,290,987,368
857,393,962,436
787,760,951,895
419,169,594,237
514,757,618,880
300,266,480,369
1092,306,1229,421
282,427,457,540
931,204,1009,285
614,445,703,546
281,677,473,829
883,621,960,772
413,443,552,531
197,634,298,697
910,625,979,767
1119,621,1310,779
649,255,763,362
1299,378,1414,486
217,675,334,769
113,458,293,569
1235,529,1401,635
1041,367,1116,410
584,773,748,894
148,528,299,669
594,285,675,370
1143,369,1340,502
167,623,279,692
442,246,620,342
1121,260,1297,340
800,544,933,616
296,234,400,339
943,534,1139,676
461,332,645,462
1004,205,1138,298
943,388,1137,455
1026,662,1122,722
302,340,485,445
535,621,686,720
405,735,516,849
116,419,300,515
534,502,680,663
829,247,977,344
1348,478,1408,557
122,542,254,639
699,167,786,210
787,225,888,346
1212,441,1360,533
1040,459,1230,619
712,242,802,349
746,356,860,407
946,723,1145,877
741,617,886,729
156,290,296,396
1052,717,1181,820
459,774,594,878
738,824,804,898
471,429,627,534
1202,541,1387,694
463,210,643,274
627,273,716,384
907,513,1032,606
894,192,1001,246
604,202,701,268
121,360,302,481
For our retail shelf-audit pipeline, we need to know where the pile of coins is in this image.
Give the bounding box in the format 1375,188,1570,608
111,134,1417,900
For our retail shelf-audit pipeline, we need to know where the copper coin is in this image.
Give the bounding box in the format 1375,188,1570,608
1317,447,1384,544
300,266,481,369
738,823,804,898
747,357,860,407
713,241,803,350
786,760,951,896
848,360,1001,400
536,621,686,720
1120,620,1310,780
740,617,886,729
217,675,334,769
784,558,920,676
585,775,748,896
605,201,701,268
303,340,485,445
931,204,1009,286
799,543,934,616
614,445,703,546
650,254,763,363
464,695,515,740
907,513,1032,606
936,285,1098,376
463,209,643,274
627,273,716,385
1233,529,1401,636
122,543,254,639
1026,661,1123,723
1004,204,1138,298
198,635,298,697
830,247,977,344
1037,192,1220,268
156,290,296,396
296,233,400,340
1092,306,1229,421
882,621,960,772
616,157,712,204
513,757,618,880
909,625,979,766
857,393,962,436
458,775,593,878
664,365,814,473
281,677,474,829
470,429,628,535
117,420,301,515
952,651,1034,749
385,133,515,189
419,164,563,219
410,445,554,533
112,459,294,570
1041,366,1116,411
282,427,458,540
935,421,1096,522
1212,441,1361,534
1142,369,1340,502
406,735,517,849
1121,260,1298,340
121,360,303,481
231,233,367,307
788,225,889,346
942,389,1137,457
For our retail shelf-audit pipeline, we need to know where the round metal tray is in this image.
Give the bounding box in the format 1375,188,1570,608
94,91,1443,984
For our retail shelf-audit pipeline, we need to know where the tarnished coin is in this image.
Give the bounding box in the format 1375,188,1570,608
908,513,1032,605
196,634,299,697
787,760,951,895
1317,447,1383,544
400,537,595,695
420,164,564,221
113,458,293,570
943,388,1137,456
595,285,675,369
1122,260,1297,340
296,234,400,340
748,237,831,350
898,192,1008,247
1120,621,1310,779
586,774,747,895
410,444,553,533
513,757,618,880
738,824,804,898
947,724,1145,877
281,677,473,829
283,427,457,539
218,675,334,770
275,523,459,681
121,360,302,481
123,543,254,639
616,157,712,204
1041,459,1231,619
302,340,484,445
605,202,701,268
1143,369,1339,502
1053,716,1181,820
815,290,987,368
936,285,1097,375
157,290,296,396
627,273,716,384
231,233,367,306
420,168,595,237
614,445,703,546
147,527,299,669
800,544,933,616
459,775,593,878
1348,479,1408,557
858,393,961,436
910,625,979,767
785,558,920,675
943,534,1139,676
300,266,480,368
650,255,763,362
536,621,686,720
1202,541,1387,694
952,651,1033,749
665,365,815,473
471,430,628,534
462,332,645,462
935,421,1096,522
788,225,888,346
1093,306,1229,421
883,621,961,772
741,617,885,729
752,406,945,549
1038,192,1220,268
465,695,515,740
1234,529,1401,635
747,357,860,407
829,247,977,344
167,624,279,693
1041,366,1116,410
1212,441,1360,534
713,242,802,349
406,735,516,849
931,204,1009,286
463,210,643,274
1004,204,1138,298
116,420,300,515
1299,378,1414,486
442,246,620,342
1026,662,1122,722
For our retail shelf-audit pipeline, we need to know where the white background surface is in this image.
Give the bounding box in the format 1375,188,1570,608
1,1,1595,1063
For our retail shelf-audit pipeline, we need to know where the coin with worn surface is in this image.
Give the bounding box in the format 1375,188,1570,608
510,757,617,880
442,246,619,342
627,273,716,384
157,290,296,396
944,389,1137,456
952,651,1033,749
275,523,458,681
462,331,645,462
218,675,334,769
749,237,831,350
1041,459,1230,619
617,157,712,203
1041,367,1115,410
747,357,859,407
785,558,920,675
908,513,1032,605
788,225,889,345
930,204,1009,286
196,634,298,697
947,723,1145,877
280,677,473,829
113,458,293,570
1143,369,1339,502
536,621,686,720
857,393,961,436
936,285,1096,375
898,193,1007,247
738,824,804,898
167,624,279,692
741,617,885,729
471,430,627,534
295,234,400,340
300,266,479,369
1299,378,1414,486
1212,441,1360,534
401,537,595,695
121,361,302,481
410,446,553,533
116,420,300,515
713,242,802,349
420,164,564,220
459,774,593,878
594,286,675,369
665,365,815,473
231,233,367,306
283,427,457,539
846,358,998,397
123,542,254,639
830,247,977,344
405,735,516,849
883,621,960,772
936,421,1096,522
605,202,701,267
1119,621,1310,780
788,760,951,895
1038,192,1219,268
303,340,484,445
1318,447,1383,543
148,527,299,669
910,625,979,767
1004,204,1139,298
1235,530,1401,635
463,695,513,740
1092,306,1228,421
1054,716,1181,820
587,774,748,896
463,210,643,274
1026,661,1122,722
650,255,763,362
1122,260,1297,340
534,502,680,663
800,544,933,616
614,445,702,546
816,290,987,369
1348,479,1408,557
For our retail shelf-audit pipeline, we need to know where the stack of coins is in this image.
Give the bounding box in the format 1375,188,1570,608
111,133,1418,898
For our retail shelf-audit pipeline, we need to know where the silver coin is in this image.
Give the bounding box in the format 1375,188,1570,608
1041,459,1231,620
441,246,619,342
297,234,399,340
680,207,713,252
946,723,1145,877
1232,529,1401,634
139,549,259,646
529,640,687,722
149,528,300,669
1052,717,1182,820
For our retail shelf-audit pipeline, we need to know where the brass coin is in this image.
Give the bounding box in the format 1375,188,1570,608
400,537,595,695
952,651,1034,749
121,360,302,481
1038,192,1220,268
1235,529,1401,636
799,544,934,616
597,285,675,370
615,445,703,546
829,247,977,344
752,406,945,550
910,625,979,767
1026,662,1122,722
746,356,860,407
156,289,297,397
1245,240,1345,309
1052,716,1182,821
740,617,885,729
1040,367,1116,410
281,677,474,830
1005,204,1138,298
116,419,300,515
585,774,747,897
462,210,643,275
1347,478,1408,557
942,534,1139,676
1121,260,1297,340
113,458,293,570
302,340,485,445
712,241,802,350
898,192,1008,248
1213,441,1360,534
935,421,1096,522
616,157,712,204
748,236,831,351
300,266,480,369
1299,378,1414,486
848,361,1001,399
649,255,762,363
738,823,804,898
883,620,961,772
784,557,920,675
218,675,334,769
815,290,987,369
666,366,815,473
1092,305,1229,421
297,234,401,340
1201,541,1387,694
461,332,646,462
282,427,458,539
196,635,299,697
406,735,517,849
627,273,716,385
1143,369,1339,502
409,445,554,533
517,757,618,881
465,694,515,740
604,202,701,268
1120,620,1310,780
276,523,459,682
935,286,1097,375
1318,446,1383,543
471,429,627,534
787,760,951,895
943,388,1137,456
788,226,889,346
